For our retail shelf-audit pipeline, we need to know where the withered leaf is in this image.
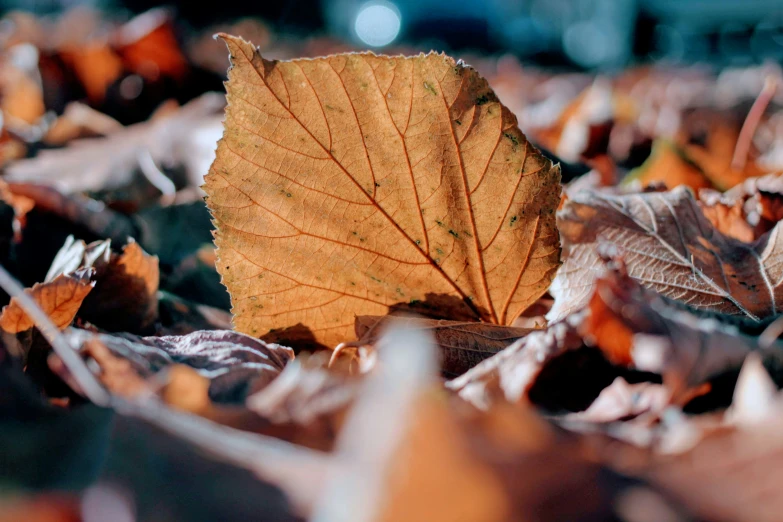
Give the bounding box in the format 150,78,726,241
549,186,783,322
355,315,533,376
204,35,561,347
47,235,159,332
66,328,294,403
0,269,94,333
700,172,783,242
451,261,780,413
5,93,225,196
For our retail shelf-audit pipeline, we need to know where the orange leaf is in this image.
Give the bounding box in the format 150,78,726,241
0,270,94,333
204,35,562,347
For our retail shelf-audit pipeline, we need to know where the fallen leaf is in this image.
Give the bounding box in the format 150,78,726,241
446,319,583,410
548,185,783,323
113,8,188,81
66,328,294,403
46,236,160,332
0,43,46,124
624,140,712,191
5,93,225,197
354,315,533,376
562,377,670,424
0,269,94,333
43,102,123,145
59,41,124,104
700,172,783,242
205,34,561,347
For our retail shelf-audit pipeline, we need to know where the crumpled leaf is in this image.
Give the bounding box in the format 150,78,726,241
47,235,159,332
204,34,561,347
548,185,783,323
66,328,294,404
451,260,781,413
354,315,533,376
0,269,94,333
246,353,358,449
562,377,670,424
700,172,783,242
446,318,583,411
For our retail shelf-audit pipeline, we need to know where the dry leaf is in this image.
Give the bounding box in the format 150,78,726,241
46,236,159,332
0,269,94,333
624,140,712,191
354,315,532,376
5,93,225,196
66,328,294,403
204,34,561,347
113,8,188,81
700,172,783,242
548,186,783,322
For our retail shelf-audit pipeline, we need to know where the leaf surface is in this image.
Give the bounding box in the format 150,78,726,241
355,315,533,376
0,269,94,333
205,35,561,346
548,186,783,322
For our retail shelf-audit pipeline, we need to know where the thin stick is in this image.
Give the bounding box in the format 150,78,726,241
732,76,778,171
0,263,109,405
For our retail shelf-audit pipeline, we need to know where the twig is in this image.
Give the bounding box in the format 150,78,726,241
732,76,778,171
0,263,109,405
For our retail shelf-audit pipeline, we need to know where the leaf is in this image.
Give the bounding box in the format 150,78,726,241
5,93,225,196
548,185,783,323
47,236,160,332
204,34,561,347
66,328,294,404
450,260,781,413
700,172,783,242
354,315,533,376
624,140,712,192
0,269,94,333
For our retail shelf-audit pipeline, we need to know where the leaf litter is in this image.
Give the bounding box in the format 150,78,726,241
2,7,783,522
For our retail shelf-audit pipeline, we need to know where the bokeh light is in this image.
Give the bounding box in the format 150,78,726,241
354,1,401,48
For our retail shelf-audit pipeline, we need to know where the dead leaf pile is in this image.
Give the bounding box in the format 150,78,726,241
4,7,783,522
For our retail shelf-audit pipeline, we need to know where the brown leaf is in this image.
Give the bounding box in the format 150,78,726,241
66,328,294,403
46,235,160,332
354,315,533,376
113,8,188,81
0,269,94,333
624,140,713,192
450,261,778,413
700,172,783,242
204,34,561,347
579,263,766,399
446,318,583,410
5,93,225,196
548,185,783,323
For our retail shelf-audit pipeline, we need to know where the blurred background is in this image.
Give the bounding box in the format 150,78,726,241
4,0,783,70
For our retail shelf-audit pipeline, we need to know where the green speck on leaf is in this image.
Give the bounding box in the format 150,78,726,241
423,82,437,96
448,229,459,239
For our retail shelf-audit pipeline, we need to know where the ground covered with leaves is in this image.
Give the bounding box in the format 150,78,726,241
2,7,783,522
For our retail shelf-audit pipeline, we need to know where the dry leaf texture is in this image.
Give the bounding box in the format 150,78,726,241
67,328,294,403
549,186,783,322
355,315,532,376
204,35,561,346
0,269,94,333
